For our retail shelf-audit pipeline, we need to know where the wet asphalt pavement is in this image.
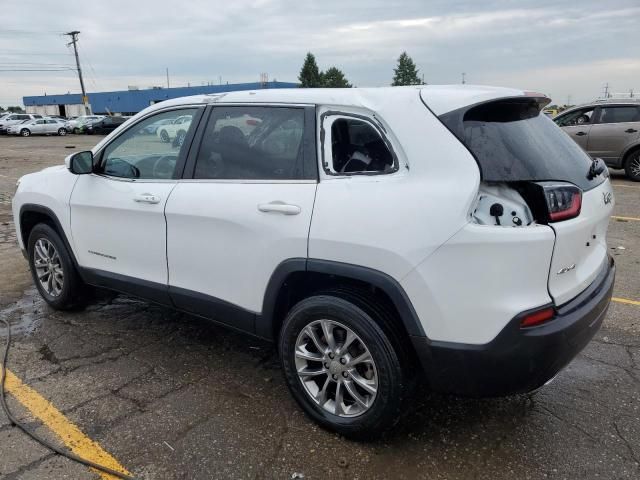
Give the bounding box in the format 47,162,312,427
0,135,639,479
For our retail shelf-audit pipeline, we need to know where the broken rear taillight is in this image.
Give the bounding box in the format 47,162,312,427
542,183,582,222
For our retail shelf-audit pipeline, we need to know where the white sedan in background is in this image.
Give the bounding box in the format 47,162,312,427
156,114,192,143
8,118,68,137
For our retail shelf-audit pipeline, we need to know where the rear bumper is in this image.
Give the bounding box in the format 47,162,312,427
411,256,615,397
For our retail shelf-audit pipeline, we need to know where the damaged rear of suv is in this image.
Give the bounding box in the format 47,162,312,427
12,86,615,437
409,91,615,396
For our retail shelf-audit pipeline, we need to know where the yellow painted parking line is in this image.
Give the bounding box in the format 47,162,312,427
4,369,130,480
612,297,640,307
611,215,640,222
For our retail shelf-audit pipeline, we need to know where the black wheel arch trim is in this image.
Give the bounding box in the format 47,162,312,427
257,258,426,340
18,204,81,269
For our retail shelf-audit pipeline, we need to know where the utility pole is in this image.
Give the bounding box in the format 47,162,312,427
166,68,170,89
461,72,466,84
603,82,610,98
64,31,90,114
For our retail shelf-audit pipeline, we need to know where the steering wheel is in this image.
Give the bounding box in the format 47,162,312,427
152,155,176,178
576,115,589,125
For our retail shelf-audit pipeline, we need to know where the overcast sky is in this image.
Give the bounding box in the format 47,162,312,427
1,0,638,107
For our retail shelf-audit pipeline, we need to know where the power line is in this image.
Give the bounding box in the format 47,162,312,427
0,52,73,57
0,68,76,72
0,62,76,67
0,29,66,36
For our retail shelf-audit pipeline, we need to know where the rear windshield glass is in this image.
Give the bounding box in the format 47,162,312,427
440,99,602,191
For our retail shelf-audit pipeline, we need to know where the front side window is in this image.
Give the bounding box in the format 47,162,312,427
598,106,640,124
323,116,395,174
554,107,595,127
194,106,307,180
99,108,198,180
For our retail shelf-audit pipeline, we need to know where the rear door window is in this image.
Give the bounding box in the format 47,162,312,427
597,106,640,124
440,98,603,191
193,106,312,180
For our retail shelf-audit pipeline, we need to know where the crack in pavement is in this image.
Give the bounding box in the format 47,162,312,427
535,404,637,465
2,453,57,480
612,419,640,468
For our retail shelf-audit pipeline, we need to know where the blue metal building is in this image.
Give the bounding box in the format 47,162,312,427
23,81,298,116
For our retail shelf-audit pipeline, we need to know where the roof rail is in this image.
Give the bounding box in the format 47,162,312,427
594,97,640,103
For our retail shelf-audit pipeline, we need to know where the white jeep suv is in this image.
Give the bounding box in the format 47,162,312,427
12,86,615,436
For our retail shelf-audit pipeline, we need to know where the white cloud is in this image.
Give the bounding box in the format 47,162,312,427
0,0,637,106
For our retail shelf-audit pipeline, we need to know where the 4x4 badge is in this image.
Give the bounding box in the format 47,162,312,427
603,192,612,205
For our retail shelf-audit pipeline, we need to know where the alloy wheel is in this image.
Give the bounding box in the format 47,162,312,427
630,154,640,179
294,319,378,417
33,238,64,297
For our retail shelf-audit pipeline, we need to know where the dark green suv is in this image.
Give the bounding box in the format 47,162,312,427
554,99,640,181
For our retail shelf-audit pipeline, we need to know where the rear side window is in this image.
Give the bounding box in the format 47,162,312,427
194,106,311,180
440,98,602,191
598,106,640,124
324,117,395,174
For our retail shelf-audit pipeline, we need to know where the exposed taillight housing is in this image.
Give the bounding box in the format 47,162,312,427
542,183,582,222
516,181,582,224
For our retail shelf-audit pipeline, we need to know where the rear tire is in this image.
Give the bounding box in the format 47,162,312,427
57,128,67,136
279,294,408,438
27,224,86,310
625,149,640,181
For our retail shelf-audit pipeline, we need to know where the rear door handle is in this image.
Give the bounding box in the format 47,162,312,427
575,131,587,136
258,202,301,215
625,128,638,133
133,193,161,204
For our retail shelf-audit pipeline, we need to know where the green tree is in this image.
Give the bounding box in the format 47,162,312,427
391,52,421,86
298,52,323,88
322,67,352,88
6,106,24,113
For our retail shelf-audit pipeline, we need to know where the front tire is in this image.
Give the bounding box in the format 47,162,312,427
159,129,170,143
279,295,407,437
20,129,30,137
625,150,640,181
28,224,85,310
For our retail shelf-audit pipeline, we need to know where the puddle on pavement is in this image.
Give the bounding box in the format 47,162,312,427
0,287,44,337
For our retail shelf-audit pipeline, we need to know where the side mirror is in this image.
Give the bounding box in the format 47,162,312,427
66,151,94,175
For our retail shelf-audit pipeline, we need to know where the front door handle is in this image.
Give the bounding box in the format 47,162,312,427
134,193,161,204
625,128,638,133
258,202,301,215
575,131,587,136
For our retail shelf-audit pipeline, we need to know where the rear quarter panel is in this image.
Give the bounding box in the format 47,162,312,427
309,96,479,283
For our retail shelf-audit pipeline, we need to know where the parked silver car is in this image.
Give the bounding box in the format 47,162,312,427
0,113,43,134
554,99,640,181
7,118,68,137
